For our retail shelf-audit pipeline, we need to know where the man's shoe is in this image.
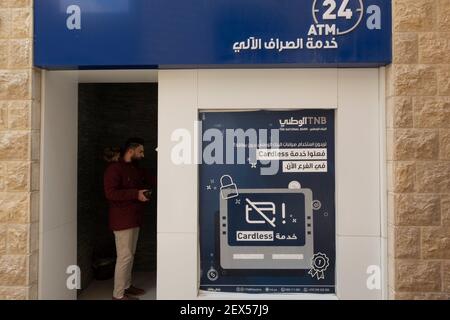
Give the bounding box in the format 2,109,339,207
124,285,146,296
112,294,140,300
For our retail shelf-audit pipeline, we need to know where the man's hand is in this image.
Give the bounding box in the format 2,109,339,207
138,190,150,202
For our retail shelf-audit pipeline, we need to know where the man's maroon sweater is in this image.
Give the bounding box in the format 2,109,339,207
104,160,156,231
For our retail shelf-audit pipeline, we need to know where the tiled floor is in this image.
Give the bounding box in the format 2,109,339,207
78,272,156,300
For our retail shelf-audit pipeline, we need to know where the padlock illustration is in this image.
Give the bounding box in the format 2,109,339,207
220,175,239,200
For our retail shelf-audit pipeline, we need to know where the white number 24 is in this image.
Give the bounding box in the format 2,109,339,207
323,0,353,20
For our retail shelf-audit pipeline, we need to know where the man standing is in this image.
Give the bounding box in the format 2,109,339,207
104,137,154,300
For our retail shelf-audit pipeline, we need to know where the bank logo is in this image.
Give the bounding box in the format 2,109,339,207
279,116,327,128
312,0,364,35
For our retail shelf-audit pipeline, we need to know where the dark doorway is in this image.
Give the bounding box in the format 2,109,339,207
76,83,157,299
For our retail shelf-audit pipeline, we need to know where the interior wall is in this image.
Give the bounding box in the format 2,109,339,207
77,83,158,291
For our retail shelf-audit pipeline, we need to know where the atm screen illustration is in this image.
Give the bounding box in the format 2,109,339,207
220,188,313,270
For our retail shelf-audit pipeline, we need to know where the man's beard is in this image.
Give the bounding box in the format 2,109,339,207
131,156,142,164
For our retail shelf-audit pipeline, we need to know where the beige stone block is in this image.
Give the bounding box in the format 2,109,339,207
394,129,439,160
0,224,6,255
396,260,441,292
437,65,450,95
394,226,421,259
31,100,40,130
419,32,450,64
415,162,450,193
394,0,436,32
0,131,29,160
9,39,31,68
393,161,415,192
6,162,29,191
395,193,441,226
441,125,450,151
393,65,437,96
31,130,39,161
438,0,450,32
444,261,450,292
443,194,450,225
1,1,31,8
393,292,426,300
30,161,39,191
394,97,413,128
426,293,450,300
0,255,27,286
422,227,450,259
0,162,5,191
28,250,38,284
0,193,29,224
29,221,37,253
32,69,41,103
30,191,39,223
8,100,30,130
27,284,38,300
387,97,413,128
0,102,7,129
0,71,30,100
414,97,450,128
0,9,11,39
7,224,28,254
394,33,419,64
0,286,27,300
0,39,8,67
394,292,450,300
11,8,31,38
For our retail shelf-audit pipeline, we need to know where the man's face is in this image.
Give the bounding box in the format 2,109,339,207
131,145,145,161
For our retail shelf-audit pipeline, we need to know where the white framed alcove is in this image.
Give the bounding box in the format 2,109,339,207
39,70,158,300
157,68,387,300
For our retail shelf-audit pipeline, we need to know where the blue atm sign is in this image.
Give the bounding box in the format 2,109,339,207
34,0,392,69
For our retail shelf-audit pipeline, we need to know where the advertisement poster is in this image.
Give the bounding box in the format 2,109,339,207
199,110,335,294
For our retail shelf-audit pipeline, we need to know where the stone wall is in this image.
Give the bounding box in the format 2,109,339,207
0,0,40,300
387,0,450,299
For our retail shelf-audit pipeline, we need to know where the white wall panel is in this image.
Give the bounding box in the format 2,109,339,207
40,71,78,300
336,69,381,237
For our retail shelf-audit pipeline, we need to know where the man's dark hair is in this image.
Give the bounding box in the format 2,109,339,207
103,146,121,162
123,137,145,153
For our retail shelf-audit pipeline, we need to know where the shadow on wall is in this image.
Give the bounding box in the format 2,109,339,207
77,83,158,292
